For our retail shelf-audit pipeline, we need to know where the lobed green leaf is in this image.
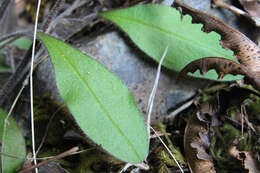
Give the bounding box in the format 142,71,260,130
99,4,241,81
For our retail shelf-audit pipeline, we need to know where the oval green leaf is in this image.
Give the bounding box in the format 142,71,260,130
38,33,148,163
0,109,26,172
99,4,241,81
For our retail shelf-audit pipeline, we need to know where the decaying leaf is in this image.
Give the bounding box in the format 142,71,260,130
178,57,248,80
184,112,216,173
229,138,260,173
173,0,260,91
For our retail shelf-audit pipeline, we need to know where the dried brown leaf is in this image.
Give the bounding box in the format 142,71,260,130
178,57,248,80
184,113,216,173
229,139,260,173
173,1,260,91
178,57,260,91
173,0,260,73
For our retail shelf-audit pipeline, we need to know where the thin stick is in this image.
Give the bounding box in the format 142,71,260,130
0,29,32,44
0,147,91,161
243,106,256,132
146,46,168,150
0,35,21,50
36,148,93,160
213,0,247,16
240,105,244,137
1,79,27,172
0,0,12,24
45,0,84,33
150,126,184,173
30,0,41,172
41,0,65,32
18,147,79,173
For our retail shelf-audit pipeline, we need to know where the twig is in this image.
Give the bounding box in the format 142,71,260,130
0,147,91,161
167,99,194,119
35,148,93,160
213,0,246,16
0,35,21,50
240,104,244,137
1,79,27,172
150,126,184,173
45,0,88,33
243,106,256,132
0,29,32,43
0,45,32,107
0,0,13,25
30,0,42,172
18,147,79,173
123,0,147,7
212,0,260,26
41,0,65,32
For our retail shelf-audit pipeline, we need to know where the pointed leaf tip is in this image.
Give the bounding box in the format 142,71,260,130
37,32,149,163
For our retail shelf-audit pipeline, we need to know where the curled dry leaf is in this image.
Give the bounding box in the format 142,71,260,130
173,0,260,91
178,57,248,80
184,112,216,173
229,139,260,173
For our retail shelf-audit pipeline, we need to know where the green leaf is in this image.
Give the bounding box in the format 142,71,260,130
13,37,32,49
38,33,148,163
0,109,26,172
0,37,31,72
99,4,241,81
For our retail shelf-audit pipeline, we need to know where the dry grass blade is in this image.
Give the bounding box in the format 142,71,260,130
29,0,42,172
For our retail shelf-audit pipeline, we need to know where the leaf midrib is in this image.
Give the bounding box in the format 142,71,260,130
54,45,141,161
